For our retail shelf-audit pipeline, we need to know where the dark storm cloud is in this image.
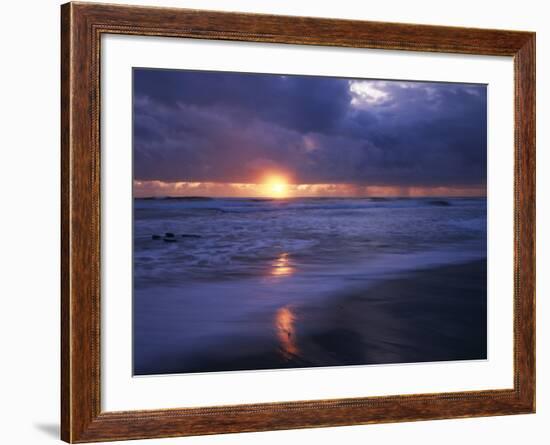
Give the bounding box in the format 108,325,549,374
134,70,350,135
133,68,486,188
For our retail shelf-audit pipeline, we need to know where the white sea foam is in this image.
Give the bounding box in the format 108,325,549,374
134,197,486,287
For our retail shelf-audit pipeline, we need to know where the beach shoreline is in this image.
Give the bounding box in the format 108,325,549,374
134,259,486,375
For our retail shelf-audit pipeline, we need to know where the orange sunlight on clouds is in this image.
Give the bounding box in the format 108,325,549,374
134,180,486,198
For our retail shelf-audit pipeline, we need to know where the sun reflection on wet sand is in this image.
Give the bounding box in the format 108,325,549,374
271,252,294,276
275,306,299,360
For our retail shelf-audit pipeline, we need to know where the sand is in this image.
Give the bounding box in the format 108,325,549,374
156,259,487,374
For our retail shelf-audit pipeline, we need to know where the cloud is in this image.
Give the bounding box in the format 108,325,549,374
134,180,485,198
133,68,486,190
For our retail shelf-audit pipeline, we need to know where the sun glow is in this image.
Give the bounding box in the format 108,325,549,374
275,306,299,360
263,175,290,198
271,252,294,276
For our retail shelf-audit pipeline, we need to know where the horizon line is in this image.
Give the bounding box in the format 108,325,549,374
134,195,487,200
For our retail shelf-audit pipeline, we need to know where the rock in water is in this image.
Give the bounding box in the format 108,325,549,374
165,232,175,238
428,200,451,207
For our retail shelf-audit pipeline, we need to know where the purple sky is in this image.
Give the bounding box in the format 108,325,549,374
133,68,487,197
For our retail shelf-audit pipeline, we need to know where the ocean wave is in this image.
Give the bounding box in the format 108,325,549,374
133,197,487,286
135,197,485,215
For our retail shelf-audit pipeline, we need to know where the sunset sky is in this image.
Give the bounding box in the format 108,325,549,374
133,68,487,198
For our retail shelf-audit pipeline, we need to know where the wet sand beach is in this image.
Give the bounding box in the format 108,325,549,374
292,259,487,368
134,259,486,375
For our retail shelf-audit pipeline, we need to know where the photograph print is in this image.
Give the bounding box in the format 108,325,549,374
132,68,487,376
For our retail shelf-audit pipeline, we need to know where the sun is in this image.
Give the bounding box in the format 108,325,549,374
263,175,289,199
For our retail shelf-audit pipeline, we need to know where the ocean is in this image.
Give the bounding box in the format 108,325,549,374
133,197,487,375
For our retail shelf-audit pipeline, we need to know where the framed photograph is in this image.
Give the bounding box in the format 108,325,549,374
61,2,535,442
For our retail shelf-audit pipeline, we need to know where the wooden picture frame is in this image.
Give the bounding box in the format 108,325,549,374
61,2,535,442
